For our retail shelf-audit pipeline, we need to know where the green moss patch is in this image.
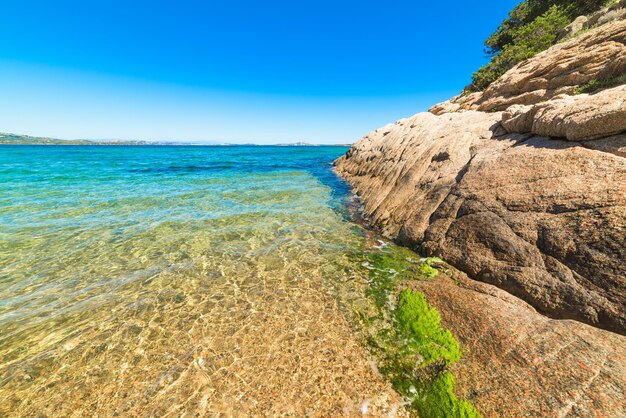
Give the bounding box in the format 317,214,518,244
353,243,480,417
418,257,442,280
383,290,479,417
416,372,481,418
370,290,479,417
395,290,461,366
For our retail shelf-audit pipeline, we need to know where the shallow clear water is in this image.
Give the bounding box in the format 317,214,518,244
0,146,403,416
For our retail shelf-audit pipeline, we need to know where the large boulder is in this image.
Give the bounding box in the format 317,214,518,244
335,110,626,334
557,15,588,40
410,271,626,417
501,85,626,140
463,19,626,111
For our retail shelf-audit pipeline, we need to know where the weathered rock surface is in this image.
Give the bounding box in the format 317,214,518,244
428,100,461,116
586,1,626,30
335,110,626,334
581,133,626,157
557,15,588,40
337,7,626,417
461,19,626,112
429,91,481,116
501,85,626,140
409,272,626,417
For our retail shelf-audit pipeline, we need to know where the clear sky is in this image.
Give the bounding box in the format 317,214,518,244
0,0,518,144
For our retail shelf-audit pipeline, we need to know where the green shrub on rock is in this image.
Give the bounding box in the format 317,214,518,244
473,5,570,89
473,0,613,90
484,0,610,56
576,72,626,93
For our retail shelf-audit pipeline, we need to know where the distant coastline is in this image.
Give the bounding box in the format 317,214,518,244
0,132,351,147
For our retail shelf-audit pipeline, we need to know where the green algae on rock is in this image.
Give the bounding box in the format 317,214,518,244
375,290,480,418
351,244,480,418
354,243,443,311
395,290,461,367
417,257,442,280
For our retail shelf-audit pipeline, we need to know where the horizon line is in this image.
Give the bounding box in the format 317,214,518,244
0,131,354,146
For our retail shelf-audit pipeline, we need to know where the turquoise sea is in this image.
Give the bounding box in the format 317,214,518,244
0,145,403,416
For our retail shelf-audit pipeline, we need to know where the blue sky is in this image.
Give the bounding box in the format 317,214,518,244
0,0,518,144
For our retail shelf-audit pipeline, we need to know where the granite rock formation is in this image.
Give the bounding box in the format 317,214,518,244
471,18,626,111
335,9,626,416
430,18,626,113
335,110,626,334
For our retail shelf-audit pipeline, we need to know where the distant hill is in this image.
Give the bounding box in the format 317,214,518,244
0,132,151,145
0,132,351,146
0,133,93,145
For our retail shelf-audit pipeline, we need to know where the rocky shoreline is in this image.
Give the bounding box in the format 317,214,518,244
335,13,626,417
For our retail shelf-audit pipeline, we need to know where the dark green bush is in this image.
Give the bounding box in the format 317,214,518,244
473,0,612,90
473,5,570,89
485,0,610,55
